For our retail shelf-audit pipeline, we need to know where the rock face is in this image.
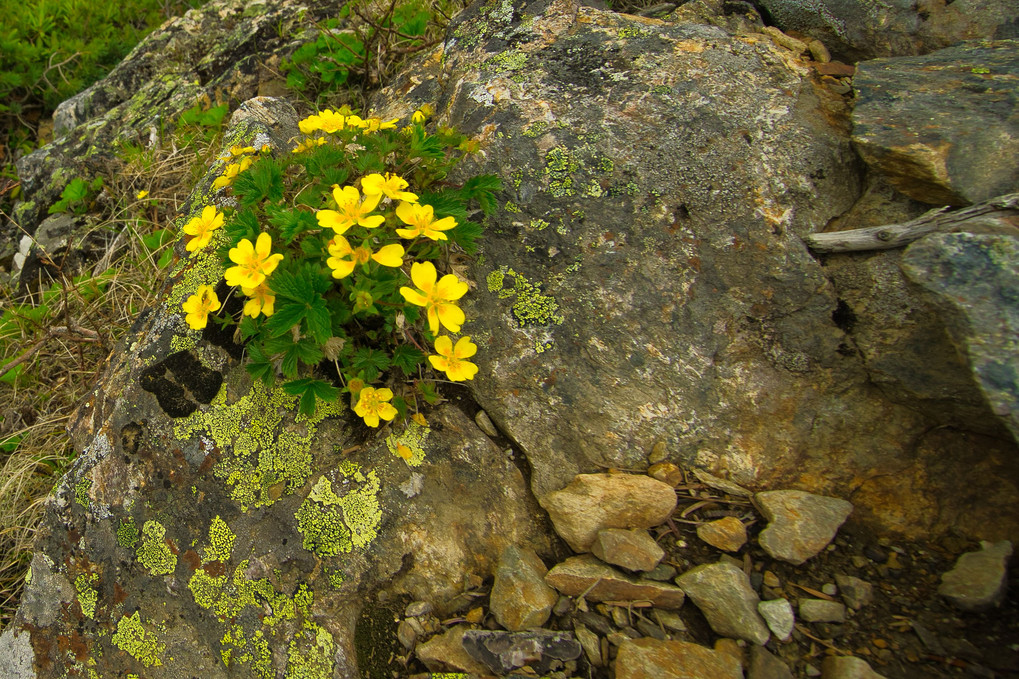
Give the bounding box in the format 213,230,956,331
852,40,1019,206
757,0,1019,60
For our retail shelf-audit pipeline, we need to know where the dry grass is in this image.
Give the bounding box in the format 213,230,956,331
0,129,220,627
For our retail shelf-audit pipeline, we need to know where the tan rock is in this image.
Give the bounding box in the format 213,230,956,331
615,638,742,679
415,625,492,675
490,545,558,631
696,517,747,552
591,528,665,572
539,473,677,552
545,554,685,608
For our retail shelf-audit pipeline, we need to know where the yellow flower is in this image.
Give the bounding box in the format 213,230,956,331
361,173,418,203
136,189,149,199
345,114,366,129
411,109,427,124
182,285,221,330
318,109,347,133
399,261,468,334
298,114,322,135
241,281,276,318
428,335,479,382
411,412,428,427
362,117,399,133
220,145,255,161
212,157,251,189
395,202,457,241
224,233,284,288
326,236,404,279
316,185,385,235
354,386,398,428
293,137,327,153
183,205,225,252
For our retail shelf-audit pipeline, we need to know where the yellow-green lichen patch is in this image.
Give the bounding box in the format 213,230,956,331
296,465,382,558
117,518,139,550
487,266,565,327
544,146,579,198
202,515,236,563
326,568,345,589
286,622,335,679
487,269,506,293
136,520,177,576
385,420,429,467
187,569,227,611
529,218,550,231
75,477,92,508
173,379,343,510
74,574,99,619
221,626,272,679
112,611,165,668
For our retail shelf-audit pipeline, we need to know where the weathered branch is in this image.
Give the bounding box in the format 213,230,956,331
804,192,1019,253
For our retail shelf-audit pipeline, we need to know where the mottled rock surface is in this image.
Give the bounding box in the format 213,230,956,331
545,555,686,608
758,598,795,641
591,528,665,572
902,233,1019,444
938,540,1014,611
461,629,582,675
821,655,889,679
749,644,795,679
416,625,492,675
490,545,558,631
539,474,677,552
799,598,847,623
835,574,873,610
696,516,748,552
675,560,770,644
852,40,1019,206
615,638,743,679
756,490,853,564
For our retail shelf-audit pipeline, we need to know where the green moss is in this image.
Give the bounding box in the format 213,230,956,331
511,168,524,189
596,155,614,173
327,569,345,589
166,228,228,309
112,611,164,668
203,515,236,563
117,518,139,550
544,146,579,198
75,477,92,508
385,420,429,467
74,574,98,619
296,466,382,558
136,520,177,576
174,380,342,510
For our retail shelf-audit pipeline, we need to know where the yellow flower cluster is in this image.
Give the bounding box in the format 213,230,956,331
212,144,270,190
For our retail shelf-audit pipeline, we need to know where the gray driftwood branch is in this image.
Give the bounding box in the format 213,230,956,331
804,192,1019,253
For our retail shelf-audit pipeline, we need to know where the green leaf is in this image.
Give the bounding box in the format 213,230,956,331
449,220,485,255
305,297,332,345
461,174,503,215
264,301,307,337
352,347,390,382
233,158,284,206
283,378,340,417
268,207,319,244
391,345,424,376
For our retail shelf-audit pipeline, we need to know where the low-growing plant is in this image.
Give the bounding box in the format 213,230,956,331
47,175,104,215
181,105,498,424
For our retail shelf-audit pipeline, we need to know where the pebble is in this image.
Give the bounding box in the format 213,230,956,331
490,545,558,631
396,619,417,651
573,623,602,666
821,655,888,678
405,600,433,617
545,554,686,608
763,571,781,588
474,409,499,437
461,629,581,675
938,540,1013,611
648,462,684,487
697,516,748,552
539,473,678,552
653,609,687,633
615,638,743,679
714,637,743,664
835,574,873,610
755,490,853,565
415,624,492,675
675,560,770,645
648,440,669,464
636,617,668,641
575,610,614,636
799,599,847,623
822,583,838,596
591,528,665,572
643,563,678,582
757,598,795,641
863,545,888,564
748,644,794,679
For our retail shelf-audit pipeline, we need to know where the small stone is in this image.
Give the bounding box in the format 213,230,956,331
653,609,687,633
490,545,559,631
474,409,500,437
761,25,809,54
835,574,873,610
397,620,418,651
806,38,831,63
648,462,684,487
644,563,678,581
553,595,572,616
755,490,853,565
872,638,888,649
575,610,614,636
713,637,743,664
675,560,770,645
821,655,888,678
615,638,743,679
938,540,1013,611
648,440,669,464
539,473,678,552
863,545,888,564
636,617,668,641
763,571,780,588
749,644,794,679
592,528,665,572
805,663,821,677
416,624,492,675
574,623,602,667
462,629,581,675
821,583,838,596
545,555,686,608
757,598,795,641
851,556,870,569
799,599,846,624
697,517,748,552
405,600,433,617
610,606,628,627
464,607,484,624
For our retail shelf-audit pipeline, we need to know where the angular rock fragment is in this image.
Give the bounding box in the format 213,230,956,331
416,625,492,675
545,555,685,608
490,545,558,631
821,655,888,678
799,598,847,623
591,528,665,572
749,644,795,679
938,540,1013,611
675,560,770,644
756,490,853,565
539,474,677,552
615,638,743,679
758,598,795,641
696,516,748,552
834,574,873,610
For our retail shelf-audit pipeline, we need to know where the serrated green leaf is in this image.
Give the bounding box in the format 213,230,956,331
449,220,484,255
268,206,319,244
264,301,307,337
305,298,332,345
391,345,424,376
